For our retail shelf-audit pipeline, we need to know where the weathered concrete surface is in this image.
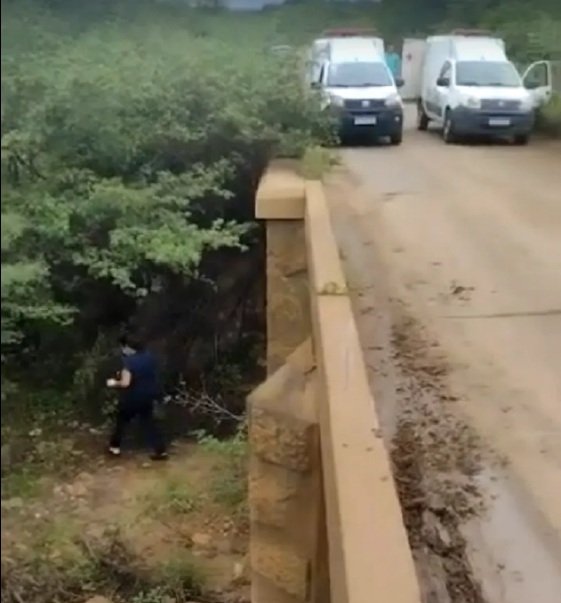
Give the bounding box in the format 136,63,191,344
251,407,316,473
257,164,310,374
250,165,322,603
250,163,420,603
305,180,421,603
248,340,327,603
256,166,305,220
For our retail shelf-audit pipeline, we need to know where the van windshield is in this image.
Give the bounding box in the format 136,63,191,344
455,61,522,87
327,61,393,87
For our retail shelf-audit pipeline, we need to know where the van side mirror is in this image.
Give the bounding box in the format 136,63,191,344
394,77,404,88
311,81,321,89
436,77,450,87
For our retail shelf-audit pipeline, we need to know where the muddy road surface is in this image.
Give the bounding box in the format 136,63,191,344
324,106,561,603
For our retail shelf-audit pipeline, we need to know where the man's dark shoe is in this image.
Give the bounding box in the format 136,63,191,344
150,452,169,461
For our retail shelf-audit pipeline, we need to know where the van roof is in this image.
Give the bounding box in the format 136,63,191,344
456,45,505,61
427,34,504,44
329,43,383,62
320,28,378,38
449,28,494,37
426,34,506,61
314,37,381,49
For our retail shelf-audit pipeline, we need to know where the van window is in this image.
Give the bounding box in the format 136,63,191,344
524,62,549,89
455,61,521,87
327,61,393,87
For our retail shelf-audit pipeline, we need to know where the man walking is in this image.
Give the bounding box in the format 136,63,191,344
385,43,402,81
106,334,168,460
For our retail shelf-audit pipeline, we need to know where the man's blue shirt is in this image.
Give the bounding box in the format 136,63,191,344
122,351,160,404
385,52,401,79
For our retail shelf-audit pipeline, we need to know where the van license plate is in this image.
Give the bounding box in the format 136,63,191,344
354,116,377,125
488,118,510,127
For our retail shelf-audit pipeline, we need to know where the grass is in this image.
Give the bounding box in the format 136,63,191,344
1,431,89,501
137,429,248,518
196,428,248,511
300,145,339,180
31,519,103,586
1,428,249,603
129,554,206,603
2,466,45,500
3,525,207,603
151,553,206,594
143,473,200,516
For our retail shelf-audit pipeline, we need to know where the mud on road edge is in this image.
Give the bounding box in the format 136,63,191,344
389,313,487,603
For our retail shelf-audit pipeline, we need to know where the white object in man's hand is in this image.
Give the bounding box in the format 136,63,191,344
106,378,117,387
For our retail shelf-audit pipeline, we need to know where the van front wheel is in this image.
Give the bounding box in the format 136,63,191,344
442,111,457,144
389,130,403,145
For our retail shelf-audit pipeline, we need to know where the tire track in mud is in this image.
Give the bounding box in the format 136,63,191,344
389,313,487,603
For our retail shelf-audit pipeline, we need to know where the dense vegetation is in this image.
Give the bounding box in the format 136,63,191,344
1,0,335,433
1,0,560,432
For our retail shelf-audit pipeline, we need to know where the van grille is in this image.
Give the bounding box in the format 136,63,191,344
481,99,521,111
344,99,386,110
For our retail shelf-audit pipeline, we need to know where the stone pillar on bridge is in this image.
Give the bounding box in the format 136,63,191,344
248,164,330,603
256,165,311,374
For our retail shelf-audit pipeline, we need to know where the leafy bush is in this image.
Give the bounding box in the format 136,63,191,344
536,94,561,136
1,1,333,412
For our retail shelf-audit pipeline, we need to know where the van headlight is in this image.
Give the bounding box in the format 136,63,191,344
460,96,481,109
519,96,534,111
329,94,345,108
385,94,402,108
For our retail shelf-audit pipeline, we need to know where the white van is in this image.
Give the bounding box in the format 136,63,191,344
309,40,404,144
306,29,385,86
415,30,549,144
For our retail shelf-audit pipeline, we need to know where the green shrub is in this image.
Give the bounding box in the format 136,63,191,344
0,1,334,404
536,94,561,136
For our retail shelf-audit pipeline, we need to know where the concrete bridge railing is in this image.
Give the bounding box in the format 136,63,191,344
247,163,422,603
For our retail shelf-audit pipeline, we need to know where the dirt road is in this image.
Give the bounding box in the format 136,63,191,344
325,106,561,602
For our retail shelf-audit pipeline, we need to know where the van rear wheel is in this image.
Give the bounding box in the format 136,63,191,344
417,104,429,131
442,110,457,144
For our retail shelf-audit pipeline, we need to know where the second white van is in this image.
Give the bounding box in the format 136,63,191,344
417,30,538,144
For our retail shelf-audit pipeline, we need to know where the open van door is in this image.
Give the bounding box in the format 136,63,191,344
522,60,553,107
401,38,426,101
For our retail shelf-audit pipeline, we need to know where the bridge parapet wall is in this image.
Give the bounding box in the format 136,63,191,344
248,163,421,603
